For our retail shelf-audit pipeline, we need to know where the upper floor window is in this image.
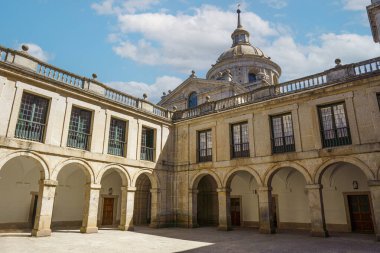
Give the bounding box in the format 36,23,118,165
141,127,155,161
318,102,351,148
67,107,92,150
15,92,49,142
270,113,295,154
108,118,127,157
248,73,257,83
198,129,212,163
188,92,198,109
231,122,249,158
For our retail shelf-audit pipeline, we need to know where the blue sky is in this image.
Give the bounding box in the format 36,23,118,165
1,0,378,102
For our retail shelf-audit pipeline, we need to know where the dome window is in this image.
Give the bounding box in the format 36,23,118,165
248,73,257,83
188,92,198,109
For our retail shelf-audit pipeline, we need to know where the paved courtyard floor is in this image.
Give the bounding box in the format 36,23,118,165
1,227,380,253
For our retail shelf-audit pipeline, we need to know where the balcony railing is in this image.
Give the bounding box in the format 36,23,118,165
321,127,352,148
108,139,126,157
140,146,155,161
198,148,213,163
15,119,45,142
271,136,296,154
231,143,250,158
67,131,91,150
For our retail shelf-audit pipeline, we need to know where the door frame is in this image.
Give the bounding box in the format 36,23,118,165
230,195,242,227
29,191,39,228
99,195,119,226
343,191,375,233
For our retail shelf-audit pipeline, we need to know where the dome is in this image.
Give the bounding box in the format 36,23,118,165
217,44,268,63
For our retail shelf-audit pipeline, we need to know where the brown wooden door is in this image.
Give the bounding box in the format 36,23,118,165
230,198,241,226
348,195,374,233
102,198,114,225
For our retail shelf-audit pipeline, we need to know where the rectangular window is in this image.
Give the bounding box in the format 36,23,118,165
108,118,127,157
270,113,295,153
140,127,155,161
231,122,250,158
318,102,351,148
67,107,92,150
198,129,212,162
15,92,49,142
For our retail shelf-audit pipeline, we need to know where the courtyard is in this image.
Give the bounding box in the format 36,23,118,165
1,227,379,253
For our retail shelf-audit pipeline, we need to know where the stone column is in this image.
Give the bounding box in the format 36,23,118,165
119,186,136,231
31,179,58,237
369,180,380,241
217,188,232,231
188,189,199,228
149,188,161,228
80,183,101,233
305,184,328,237
257,186,275,234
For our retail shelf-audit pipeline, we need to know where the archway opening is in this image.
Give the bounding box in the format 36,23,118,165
134,173,152,226
99,169,124,228
320,162,374,234
269,167,310,231
52,163,91,230
0,156,45,231
197,175,218,227
227,171,259,228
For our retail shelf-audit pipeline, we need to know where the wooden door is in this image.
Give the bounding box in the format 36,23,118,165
348,195,374,233
230,198,241,226
272,196,278,229
102,198,114,225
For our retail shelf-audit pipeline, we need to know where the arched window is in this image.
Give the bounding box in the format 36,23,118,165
248,73,257,83
188,92,198,109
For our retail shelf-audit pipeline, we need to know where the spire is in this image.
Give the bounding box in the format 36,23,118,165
237,7,242,28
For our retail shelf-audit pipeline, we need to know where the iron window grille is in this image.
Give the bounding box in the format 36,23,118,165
108,118,127,157
270,113,295,154
318,102,351,148
15,92,49,142
140,127,155,161
67,107,92,150
231,122,250,158
198,129,212,162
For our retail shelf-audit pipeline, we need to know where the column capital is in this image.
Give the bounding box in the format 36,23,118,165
368,180,380,187
305,184,322,190
121,186,137,192
188,189,199,194
40,179,58,187
257,186,272,192
87,183,102,190
216,187,231,193
150,188,160,193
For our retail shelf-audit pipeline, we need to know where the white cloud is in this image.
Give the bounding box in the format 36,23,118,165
262,0,288,9
19,43,51,62
342,0,371,11
92,0,160,15
107,75,182,103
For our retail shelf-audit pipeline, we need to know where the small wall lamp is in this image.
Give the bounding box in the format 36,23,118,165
108,187,113,195
352,181,358,190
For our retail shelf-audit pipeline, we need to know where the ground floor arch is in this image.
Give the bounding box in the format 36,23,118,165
196,175,219,227
134,173,152,226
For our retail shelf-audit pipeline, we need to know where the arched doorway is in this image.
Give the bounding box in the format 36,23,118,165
226,171,259,228
268,167,310,231
98,169,125,228
0,156,45,231
197,175,218,226
52,163,92,230
319,162,375,234
134,173,152,226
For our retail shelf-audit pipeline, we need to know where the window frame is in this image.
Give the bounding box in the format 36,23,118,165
108,117,127,157
197,129,212,163
67,106,93,151
15,92,50,143
188,92,198,109
140,126,155,162
317,102,352,148
230,122,250,159
270,113,296,154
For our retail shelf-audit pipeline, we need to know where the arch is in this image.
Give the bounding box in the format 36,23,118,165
188,92,198,109
190,170,222,190
131,170,159,189
264,162,312,186
0,151,49,180
314,157,375,183
96,164,131,186
51,158,95,183
223,166,263,188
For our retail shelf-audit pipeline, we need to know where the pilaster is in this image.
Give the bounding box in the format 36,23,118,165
305,184,328,237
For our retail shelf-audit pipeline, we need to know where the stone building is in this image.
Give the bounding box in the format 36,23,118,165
0,8,380,241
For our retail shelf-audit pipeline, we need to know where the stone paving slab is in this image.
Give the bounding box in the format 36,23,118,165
0,227,379,253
